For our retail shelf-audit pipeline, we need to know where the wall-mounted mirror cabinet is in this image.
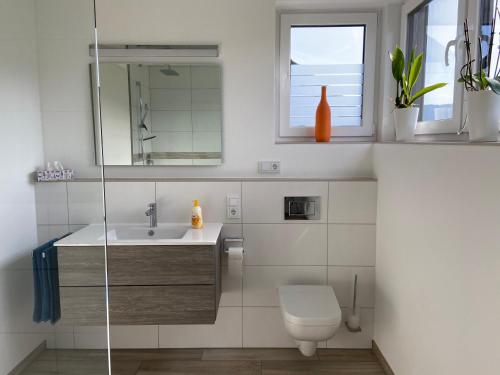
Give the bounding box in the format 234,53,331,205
91,46,223,166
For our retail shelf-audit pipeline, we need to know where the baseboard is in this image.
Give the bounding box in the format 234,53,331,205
7,340,47,375
372,340,395,375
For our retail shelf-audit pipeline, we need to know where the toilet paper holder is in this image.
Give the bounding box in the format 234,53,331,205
223,237,244,253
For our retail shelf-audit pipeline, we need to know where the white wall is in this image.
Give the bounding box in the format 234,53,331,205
57,0,374,178
37,0,97,178
374,144,500,375
0,1,50,373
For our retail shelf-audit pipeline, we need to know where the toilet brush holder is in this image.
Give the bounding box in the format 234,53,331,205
345,274,362,332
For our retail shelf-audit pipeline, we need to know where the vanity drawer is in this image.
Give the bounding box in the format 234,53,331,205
108,285,216,325
107,245,216,286
59,287,107,325
58,246,105,287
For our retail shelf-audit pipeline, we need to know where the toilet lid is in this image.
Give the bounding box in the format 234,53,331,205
279,285,342,327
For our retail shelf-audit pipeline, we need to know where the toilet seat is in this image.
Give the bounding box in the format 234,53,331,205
279,285,342,327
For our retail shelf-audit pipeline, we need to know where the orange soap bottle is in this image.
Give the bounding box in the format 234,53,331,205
191,199,204,229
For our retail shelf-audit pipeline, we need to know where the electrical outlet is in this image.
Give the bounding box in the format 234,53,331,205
226,194,241,219
258,160,281,174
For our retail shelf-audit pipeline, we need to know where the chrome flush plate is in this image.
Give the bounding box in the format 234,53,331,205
284,196,321,220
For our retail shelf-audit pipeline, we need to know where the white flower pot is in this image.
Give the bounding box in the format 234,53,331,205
393,107,419,141
466,91,500,142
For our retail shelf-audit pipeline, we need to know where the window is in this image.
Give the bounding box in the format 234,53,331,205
479,0,500,79
278,13,377,139
402,0,467,134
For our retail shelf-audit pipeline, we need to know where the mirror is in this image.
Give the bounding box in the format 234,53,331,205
92,63,223,166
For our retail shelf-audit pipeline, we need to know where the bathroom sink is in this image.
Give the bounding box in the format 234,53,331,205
104,224,190,241
54,223,223,246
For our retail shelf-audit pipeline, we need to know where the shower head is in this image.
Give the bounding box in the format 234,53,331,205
160,65,179,76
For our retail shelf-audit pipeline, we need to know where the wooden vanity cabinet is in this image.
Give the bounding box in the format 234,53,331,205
57,236,221,325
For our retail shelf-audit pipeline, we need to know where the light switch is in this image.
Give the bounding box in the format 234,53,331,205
226,194,241,219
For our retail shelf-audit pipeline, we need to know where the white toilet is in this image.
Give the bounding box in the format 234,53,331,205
278,285,342,356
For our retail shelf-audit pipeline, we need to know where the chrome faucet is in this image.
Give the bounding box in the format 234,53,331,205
145,203,157,228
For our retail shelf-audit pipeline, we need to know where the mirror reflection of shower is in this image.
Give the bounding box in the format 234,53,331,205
136,80,155,165
160,65,179,76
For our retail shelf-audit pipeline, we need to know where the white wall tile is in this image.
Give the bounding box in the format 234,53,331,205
69,224,87,233
327,266,375,308
35,182,68,225
67,182,103,225
192,110,222,131
37,225,70,245
327,308,374,349
243,307,294,347
243,266,327,306
110,325,158,349
150,89,191,110
242,182,329,223
329,181,377,224
243,224,327,265
328,225,376,266
221,223,243,239
52,332,75,349
74,326,107,349
151,111,192,132
159,307,242,348
156,181,241,223
191,65,221,89
149,66,191,89
220,261,242,307
193,132,221,152
152,132,192,153
192,89,221,110
104,182,155,224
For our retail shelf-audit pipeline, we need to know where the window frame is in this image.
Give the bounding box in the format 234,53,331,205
400,0,468,135
278,12,378,140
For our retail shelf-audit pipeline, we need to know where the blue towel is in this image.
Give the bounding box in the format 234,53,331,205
32,236,66,324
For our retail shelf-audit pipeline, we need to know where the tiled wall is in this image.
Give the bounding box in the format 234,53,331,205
148,65,222,165
35,179,377,349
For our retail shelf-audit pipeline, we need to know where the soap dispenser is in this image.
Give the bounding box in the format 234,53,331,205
191,200,204,229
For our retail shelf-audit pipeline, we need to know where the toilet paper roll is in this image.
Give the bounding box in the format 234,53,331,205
227,246,244,261
226,246,244,274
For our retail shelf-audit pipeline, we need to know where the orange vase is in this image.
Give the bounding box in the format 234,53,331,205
315,85,331,142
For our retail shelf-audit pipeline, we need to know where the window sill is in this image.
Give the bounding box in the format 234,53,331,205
276,136,376,144
277,133,500,146
378,133,500,146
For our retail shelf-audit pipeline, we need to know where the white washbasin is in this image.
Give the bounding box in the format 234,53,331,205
54,223,223,246
103,224,190,241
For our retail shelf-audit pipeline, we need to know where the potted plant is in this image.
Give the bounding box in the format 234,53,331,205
390,46,447,141
458,16,500,142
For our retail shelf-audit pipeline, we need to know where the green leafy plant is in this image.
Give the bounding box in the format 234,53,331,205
459,14,500,94
390,46,447,109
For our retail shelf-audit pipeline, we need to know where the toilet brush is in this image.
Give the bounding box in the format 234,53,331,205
346,274,362,332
